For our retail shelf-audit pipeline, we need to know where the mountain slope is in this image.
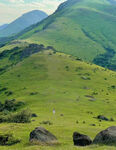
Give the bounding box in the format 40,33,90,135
0,45,116,150
0,10,48,37
0,24,8,30
15,0,116,70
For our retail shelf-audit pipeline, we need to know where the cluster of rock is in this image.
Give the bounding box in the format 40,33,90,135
29,126,116,146
97,115,114,121
73,126,116,146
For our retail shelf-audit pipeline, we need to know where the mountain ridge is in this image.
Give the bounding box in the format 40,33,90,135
0,10,48,38
16,0,116,70
0,0,116,70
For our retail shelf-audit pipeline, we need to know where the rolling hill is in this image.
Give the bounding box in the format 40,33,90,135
9,0,116,71
0,0,116,150
0,43,116,150
0,10,48,38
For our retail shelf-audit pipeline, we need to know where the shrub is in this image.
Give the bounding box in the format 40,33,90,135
0,102,4,112
0,99,25,112
75,67,83,72
48,52,52,55
0,133,20,145
0,110,31,123
40,120,53,125
4,91,13,96
75,57,82,61
4,99,16,111
0,114,7,123
8,110,31,123
30,92,38,96
65,66,69,71
92,92,98,95
0,88,7,93
110,118,115,122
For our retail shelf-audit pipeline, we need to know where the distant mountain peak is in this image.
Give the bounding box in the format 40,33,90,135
0,10,48,37
22,10,48,16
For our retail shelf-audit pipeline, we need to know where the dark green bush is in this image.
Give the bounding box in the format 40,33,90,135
4,91,13,96
0,114,7,123
0,99,25,112
75,67,83,72
0,133,20,145
8,110,31,123
65,66,69,71
0,110,31,123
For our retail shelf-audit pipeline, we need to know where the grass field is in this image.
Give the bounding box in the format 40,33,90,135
0,49,116,150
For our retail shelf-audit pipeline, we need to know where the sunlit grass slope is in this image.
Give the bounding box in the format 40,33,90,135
0,49,116,150
15,0,116,70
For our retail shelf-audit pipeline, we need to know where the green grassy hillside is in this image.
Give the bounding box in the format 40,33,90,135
0,0,116,149
0,45,116,150
13,0,116,70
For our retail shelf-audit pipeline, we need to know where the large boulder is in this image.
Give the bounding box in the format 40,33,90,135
93,126,116,145
73,132,92,146
29,127,57,145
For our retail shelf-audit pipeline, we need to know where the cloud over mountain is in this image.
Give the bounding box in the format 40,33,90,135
0,0,65,24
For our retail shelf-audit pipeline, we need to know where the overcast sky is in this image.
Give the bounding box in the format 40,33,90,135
0,0,65,25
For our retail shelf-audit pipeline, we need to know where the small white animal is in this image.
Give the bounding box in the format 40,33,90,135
53,109,56,115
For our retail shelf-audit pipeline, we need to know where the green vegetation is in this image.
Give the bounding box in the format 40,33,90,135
0,48,115,149
5,0,116,70
0,99,25,112
0,133,20,146
0,109,31,123
0,0,116,149
0,43,48,74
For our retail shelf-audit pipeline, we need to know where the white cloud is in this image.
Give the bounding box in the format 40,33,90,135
8,0,24,3
0,0,65,24
26,0,64,14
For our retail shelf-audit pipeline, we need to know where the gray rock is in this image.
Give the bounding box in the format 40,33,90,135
93,126,116,145
73,132,92,146
90,124,96,126
29,127,57,145
31,113,38,117
97,115,109,121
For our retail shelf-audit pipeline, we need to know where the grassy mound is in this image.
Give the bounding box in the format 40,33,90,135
0,49,115,149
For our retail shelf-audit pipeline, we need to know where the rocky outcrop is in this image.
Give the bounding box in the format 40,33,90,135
93,126,116,145
29,127,57,145
73,132,92,146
